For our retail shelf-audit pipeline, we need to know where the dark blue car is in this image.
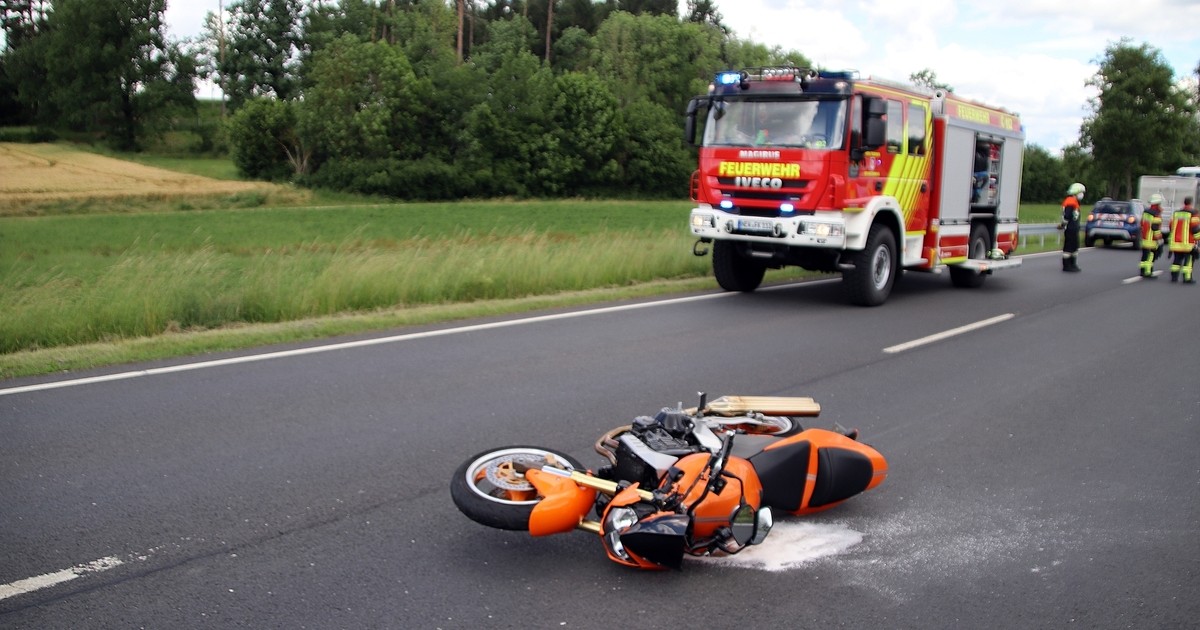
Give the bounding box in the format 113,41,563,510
1084,198,1143,248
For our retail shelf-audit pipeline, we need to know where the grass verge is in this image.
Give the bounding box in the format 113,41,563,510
0,146,1069,380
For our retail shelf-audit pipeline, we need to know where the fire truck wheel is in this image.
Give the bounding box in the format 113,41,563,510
950,224,990,288
713,241,766,292
845,223,896,306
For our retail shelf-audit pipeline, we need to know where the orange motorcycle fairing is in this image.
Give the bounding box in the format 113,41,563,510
668,453,764,541
525,469,598,537
600,484,684,570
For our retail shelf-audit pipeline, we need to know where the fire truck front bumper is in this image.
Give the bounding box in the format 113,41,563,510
689,208,847,249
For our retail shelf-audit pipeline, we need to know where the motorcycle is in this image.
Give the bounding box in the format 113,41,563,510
450,393,888,570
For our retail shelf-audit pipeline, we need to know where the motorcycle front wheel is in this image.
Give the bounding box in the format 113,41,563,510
708,415,805,438
450,445,585,531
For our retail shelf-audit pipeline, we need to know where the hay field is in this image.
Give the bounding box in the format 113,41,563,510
0,142,278,211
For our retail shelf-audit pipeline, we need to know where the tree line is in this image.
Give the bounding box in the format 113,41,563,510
1,1,1198,202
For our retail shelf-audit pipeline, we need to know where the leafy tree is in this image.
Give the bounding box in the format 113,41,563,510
1060,142,1100,203
468,10,538,72
34,0,195,149
617,0,677,15
616,97,692,196
461,16,561,196
1081,39,1200,198
227,97,303,180
551,25,594,72
0,0,51,125
684,0,725,33
909,68,952,92
218,0,304,110
555,0,612,35
716,37,810,71
1021,144,1067,203
1,0,49,49
300,0,383,52
301,35,425,163
297,32,445,198
591,12,722,111
551,70,623,193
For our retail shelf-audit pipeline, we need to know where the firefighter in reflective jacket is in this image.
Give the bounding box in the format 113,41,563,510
1139,194,1166,278
1060,182,1085,272
1168,196,1199,283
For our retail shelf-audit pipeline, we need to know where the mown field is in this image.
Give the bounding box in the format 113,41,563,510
0,142,1062,379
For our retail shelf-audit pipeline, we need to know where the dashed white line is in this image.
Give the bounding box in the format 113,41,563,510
1123,270,1164,284
0,556,123,601
883,313,1015,354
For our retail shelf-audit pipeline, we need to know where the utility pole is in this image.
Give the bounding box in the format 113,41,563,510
218,0,227,118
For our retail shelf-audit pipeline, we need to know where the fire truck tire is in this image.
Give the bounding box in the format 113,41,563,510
844,223,896,306
713,241,766,292
950,224,990,288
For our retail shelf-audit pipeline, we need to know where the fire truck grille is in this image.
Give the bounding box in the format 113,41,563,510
715,177,813,210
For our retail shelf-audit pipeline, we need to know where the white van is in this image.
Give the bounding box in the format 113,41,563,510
1176,166,1200,177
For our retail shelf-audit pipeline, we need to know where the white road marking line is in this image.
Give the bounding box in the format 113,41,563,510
1,264,1033,396
1123,270,1164,284
1,290,743,397
883,313,1015,354
0,556,123,601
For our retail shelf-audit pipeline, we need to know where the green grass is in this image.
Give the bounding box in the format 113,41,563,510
1019,203,1062,224
0,200,723,368
0,155,1069,380
117,153,242,180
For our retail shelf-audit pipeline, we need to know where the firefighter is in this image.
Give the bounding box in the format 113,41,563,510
1168,196,1199,283
1059,182,1085,272
1139,194,1166,278
972,145,990,203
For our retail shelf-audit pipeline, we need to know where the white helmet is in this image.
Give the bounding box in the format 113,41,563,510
1149,193,1164,205
1067,182,1085,196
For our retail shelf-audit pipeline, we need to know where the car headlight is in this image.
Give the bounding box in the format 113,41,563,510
802,222,844,237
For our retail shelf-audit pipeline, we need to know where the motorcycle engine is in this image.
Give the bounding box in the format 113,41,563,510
607,413,699,487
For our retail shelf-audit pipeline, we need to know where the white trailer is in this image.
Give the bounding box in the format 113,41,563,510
1138,175,1200,212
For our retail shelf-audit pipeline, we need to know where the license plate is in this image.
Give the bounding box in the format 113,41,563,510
1100,221,1121,227
738,219,775,233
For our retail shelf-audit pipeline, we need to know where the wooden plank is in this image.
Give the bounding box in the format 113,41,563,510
685,395,821,417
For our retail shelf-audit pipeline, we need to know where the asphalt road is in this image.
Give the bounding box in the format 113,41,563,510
1,246,1197,629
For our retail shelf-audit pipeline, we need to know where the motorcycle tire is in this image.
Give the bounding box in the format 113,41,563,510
450,445,585,531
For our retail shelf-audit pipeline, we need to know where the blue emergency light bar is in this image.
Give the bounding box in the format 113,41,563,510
715,71,744,85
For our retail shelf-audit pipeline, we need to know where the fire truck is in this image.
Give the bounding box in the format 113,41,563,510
685,67,1025,306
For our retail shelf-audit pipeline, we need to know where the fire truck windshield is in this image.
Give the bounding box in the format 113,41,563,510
703,98,847,150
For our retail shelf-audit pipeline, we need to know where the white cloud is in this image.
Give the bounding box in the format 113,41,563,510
716,0,1200,152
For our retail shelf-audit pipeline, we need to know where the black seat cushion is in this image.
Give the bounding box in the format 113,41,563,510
749,440,812,512
809,447,873,507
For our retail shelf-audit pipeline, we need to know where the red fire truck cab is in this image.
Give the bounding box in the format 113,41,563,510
685,67,1024,306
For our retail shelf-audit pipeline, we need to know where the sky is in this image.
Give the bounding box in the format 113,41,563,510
164,0,1200,154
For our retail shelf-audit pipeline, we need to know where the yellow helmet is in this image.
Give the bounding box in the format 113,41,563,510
1067,182,1085,196
1149,193,1164,205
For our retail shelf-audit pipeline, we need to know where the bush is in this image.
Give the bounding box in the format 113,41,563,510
304,156,473,200
226,99,300,181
